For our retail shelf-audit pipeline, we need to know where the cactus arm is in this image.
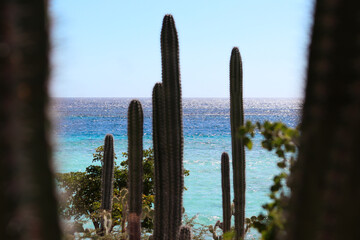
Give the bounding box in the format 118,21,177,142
100,134,115,235
127,100,144,240
152,82,169,239
221,152,232,233
160,14,184,240
101,134,115,211
230,47,245,239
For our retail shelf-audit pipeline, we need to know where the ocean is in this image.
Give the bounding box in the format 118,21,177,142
52,97,301,239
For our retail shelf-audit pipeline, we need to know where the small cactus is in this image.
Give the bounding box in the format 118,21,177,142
101,134,115,210
100,134,115,235
230,46,245,239
179,225,193,240
221,152,231,233
127,100,144,240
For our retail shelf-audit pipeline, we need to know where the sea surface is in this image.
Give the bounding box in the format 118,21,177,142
52,97,301,239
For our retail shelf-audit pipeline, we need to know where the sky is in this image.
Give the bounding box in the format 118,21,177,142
50,0,315,98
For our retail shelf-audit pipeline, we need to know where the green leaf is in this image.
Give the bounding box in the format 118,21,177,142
243,137,253,150
277,161,286,168
276,149,285,158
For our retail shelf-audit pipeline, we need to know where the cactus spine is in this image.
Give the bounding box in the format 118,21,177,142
230,47,245,239
221,152,231,233
152,82,169,239
160,14,184,240
0,1,61,239
179,225,193,240
100,134,115,235
127,100,144,240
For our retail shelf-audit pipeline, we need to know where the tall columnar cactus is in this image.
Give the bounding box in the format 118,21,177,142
160,14,184,240
0,1,61,239
100,134,115,235
152,82,169,239
127,100,144,240
230,47,245,239
179,225,193,240
288,1,360,239
221,152,231,233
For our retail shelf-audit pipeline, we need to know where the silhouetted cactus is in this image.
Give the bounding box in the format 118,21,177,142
179,225,192,240
288,1,360,239
230,47,245,239
160,14,184,240
152,82,169,239
0,1,61,239
221,152,231,233
100,134,115,235
127,100,144,240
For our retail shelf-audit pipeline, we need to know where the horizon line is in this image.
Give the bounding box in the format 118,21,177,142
51,96,303,99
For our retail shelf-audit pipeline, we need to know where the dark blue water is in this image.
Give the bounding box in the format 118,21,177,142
52,97,301,239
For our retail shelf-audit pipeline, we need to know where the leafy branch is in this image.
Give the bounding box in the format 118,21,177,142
239,121,300,239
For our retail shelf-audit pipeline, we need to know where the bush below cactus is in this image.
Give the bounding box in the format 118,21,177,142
56,147,156,236
57,146,190,238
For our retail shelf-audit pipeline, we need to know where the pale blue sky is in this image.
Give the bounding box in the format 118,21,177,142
50,0,314,98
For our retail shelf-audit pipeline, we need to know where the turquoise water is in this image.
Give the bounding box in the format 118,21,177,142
52,98,301,239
